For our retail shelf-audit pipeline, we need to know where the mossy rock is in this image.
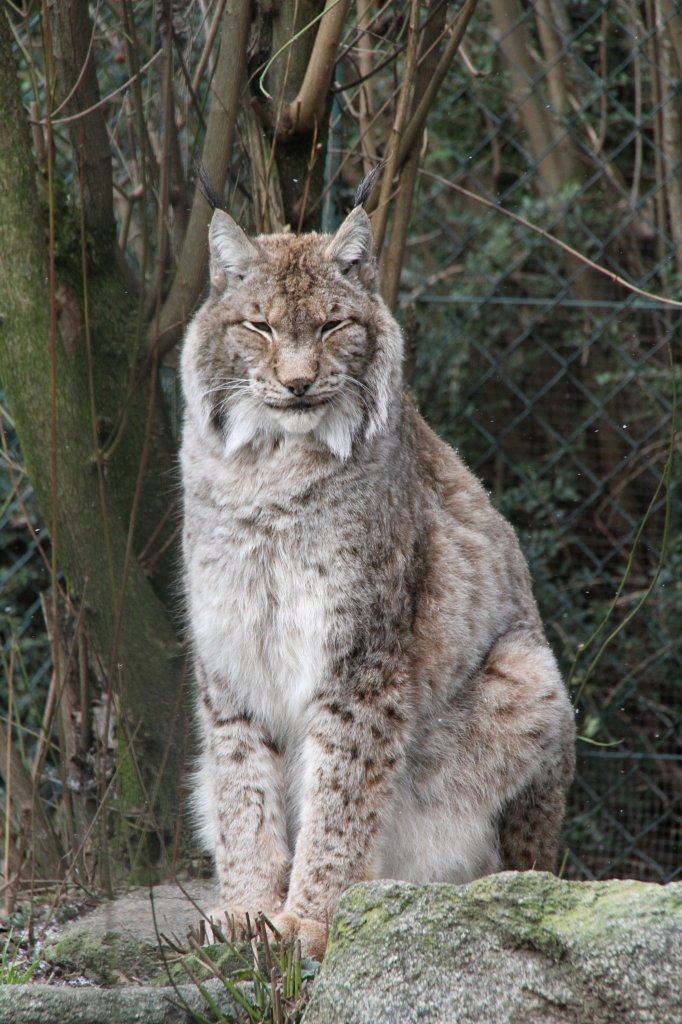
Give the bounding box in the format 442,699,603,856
0,978,238,1024
43,926,166,985
303,871,682,1024
41,880,218,985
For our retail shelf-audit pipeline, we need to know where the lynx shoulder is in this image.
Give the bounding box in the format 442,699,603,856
180,202,576,958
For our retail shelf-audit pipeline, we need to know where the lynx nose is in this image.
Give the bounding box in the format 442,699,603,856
283,376,314,397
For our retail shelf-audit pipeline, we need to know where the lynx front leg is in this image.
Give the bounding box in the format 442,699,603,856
195,685,290,925
272,682,407,954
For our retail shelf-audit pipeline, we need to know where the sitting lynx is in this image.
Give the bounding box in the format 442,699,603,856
180,195,576,958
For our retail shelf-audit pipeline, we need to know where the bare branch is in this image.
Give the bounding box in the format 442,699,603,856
243,98,287,233
378,0,454,308
356,0,378,176
422,169,682,310
379,142,421,310
278,0,351,139
43,49,164,128
149,5,182,320
488,0,575,192
0,720,63,881
657,0,682,276
535,0,572,117
394,0,480,179
366,0,479,221
372,0,421,254
191,0,229,101
148,1,252,357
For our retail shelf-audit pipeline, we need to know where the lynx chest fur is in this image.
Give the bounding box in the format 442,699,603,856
182,437,344,741
180,200,576,959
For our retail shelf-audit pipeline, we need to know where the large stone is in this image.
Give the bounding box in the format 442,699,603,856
42,881,217,984
51,881,218,944
0,978,237,1024
0,881,238,1024
302,871,682,1024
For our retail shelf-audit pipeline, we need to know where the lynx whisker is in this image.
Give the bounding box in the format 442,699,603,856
201,375,252,385
336,374,371,414
339,372,372,395
204,381,254,399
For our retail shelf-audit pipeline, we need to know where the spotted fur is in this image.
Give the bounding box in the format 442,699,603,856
180,206,576,958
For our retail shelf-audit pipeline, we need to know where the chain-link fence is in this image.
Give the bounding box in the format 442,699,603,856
2,0,680,886
0,420,52,725
401,0,681,882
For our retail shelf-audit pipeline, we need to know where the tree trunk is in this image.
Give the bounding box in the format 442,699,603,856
268,0,333,228
0,10,185,881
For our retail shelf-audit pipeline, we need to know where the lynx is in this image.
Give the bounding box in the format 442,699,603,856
180,196,576,958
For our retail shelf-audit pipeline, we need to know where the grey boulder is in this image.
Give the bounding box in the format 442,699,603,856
302,871,682,1024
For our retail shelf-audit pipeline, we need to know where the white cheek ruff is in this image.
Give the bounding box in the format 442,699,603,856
222,395,278,456
218,390,364,462
313,394,363,462
181,318,214,438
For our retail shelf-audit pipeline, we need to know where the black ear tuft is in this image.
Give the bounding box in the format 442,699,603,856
196,162,226,212
353,163,385,209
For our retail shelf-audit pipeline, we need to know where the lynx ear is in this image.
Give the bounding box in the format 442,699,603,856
326,206,376,287
208,209,260,290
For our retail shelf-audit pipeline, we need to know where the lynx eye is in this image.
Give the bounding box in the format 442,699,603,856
322,319,349,336
243,320,272,336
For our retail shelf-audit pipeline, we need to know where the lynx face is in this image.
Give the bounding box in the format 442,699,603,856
181,208,402,461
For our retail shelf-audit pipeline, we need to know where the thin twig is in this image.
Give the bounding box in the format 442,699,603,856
190,0,228,101
47,0,102,120
372,0,421,253
259,0,348,100
421,170,682,310
149,0,251,356
33,49,164,127
387,0,480,189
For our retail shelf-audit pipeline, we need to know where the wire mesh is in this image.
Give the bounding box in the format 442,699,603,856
403,0,681,882
0,415,52,722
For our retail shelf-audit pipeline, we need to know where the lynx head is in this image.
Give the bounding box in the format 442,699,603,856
181,206,403,461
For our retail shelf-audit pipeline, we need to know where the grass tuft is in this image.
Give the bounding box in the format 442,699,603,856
0,929,40,985
167,912,320,1024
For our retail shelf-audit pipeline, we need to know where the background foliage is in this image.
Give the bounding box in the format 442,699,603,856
405,0,681,881
0,0,679,907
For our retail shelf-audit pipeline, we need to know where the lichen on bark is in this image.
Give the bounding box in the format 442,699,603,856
0,9,186,879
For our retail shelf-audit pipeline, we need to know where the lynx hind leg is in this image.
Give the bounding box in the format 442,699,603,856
498,745,575,872
466,628,576,872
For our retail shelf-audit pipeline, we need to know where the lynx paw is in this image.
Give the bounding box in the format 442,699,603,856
204,906,328,960
269,911,328,961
